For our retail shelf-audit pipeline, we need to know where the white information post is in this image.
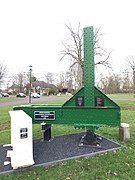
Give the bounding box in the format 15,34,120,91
6,110,34,169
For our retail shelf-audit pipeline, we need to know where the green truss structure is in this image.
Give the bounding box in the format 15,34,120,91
13,27,121,131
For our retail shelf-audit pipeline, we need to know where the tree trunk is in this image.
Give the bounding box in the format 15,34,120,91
133,70,135,98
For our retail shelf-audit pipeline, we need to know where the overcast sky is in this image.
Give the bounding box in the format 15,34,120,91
0,0,135,81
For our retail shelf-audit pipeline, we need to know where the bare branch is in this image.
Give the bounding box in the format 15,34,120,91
0,61,7,85
95,52,112,68
60,23,112,88
125,55,135,97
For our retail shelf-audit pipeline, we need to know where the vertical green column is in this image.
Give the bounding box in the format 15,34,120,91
83,26,94,106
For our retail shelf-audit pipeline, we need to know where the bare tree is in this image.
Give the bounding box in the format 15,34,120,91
12,72,26,93
98,73,122,94
56,72,65,92
126,55,135,97
60,23,83,87
43,72,55,95
0,61,7,87
43,72,55,84
60,23,111,88
11,71,36,93
94,27,111,68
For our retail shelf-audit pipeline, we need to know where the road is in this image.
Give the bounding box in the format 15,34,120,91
1,95,134,107
0,96,70,107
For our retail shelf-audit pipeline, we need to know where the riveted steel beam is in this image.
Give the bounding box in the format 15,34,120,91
83,27,94,106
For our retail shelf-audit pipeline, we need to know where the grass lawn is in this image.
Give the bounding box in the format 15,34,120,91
0,97,135,179
0,96,18,102
107,93,134,99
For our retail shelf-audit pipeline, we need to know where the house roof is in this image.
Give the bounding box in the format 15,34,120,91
32,81,58,90
32,81,47,88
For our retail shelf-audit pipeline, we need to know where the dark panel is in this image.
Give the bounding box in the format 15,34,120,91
95,96,104,107
76,96,84,106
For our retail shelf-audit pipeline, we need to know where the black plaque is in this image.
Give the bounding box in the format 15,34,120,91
76,96,84,106
20,128,28,133
95,96,104,107
20,133,28,139
34,111,55,120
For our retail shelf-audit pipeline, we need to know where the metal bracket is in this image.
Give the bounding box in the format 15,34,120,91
79,130,102,147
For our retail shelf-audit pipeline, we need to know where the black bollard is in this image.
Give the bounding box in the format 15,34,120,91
41,122,51,141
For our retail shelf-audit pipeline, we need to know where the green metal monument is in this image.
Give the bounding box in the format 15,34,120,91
13,26,121,147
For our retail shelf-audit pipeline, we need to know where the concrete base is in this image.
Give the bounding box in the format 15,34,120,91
119,123,130,141
0,132,122,176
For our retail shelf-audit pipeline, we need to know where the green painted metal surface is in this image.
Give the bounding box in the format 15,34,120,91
13,26,121,130
14,104,120,127
84,27,94,106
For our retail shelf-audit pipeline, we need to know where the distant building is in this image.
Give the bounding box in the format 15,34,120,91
32,81,58,95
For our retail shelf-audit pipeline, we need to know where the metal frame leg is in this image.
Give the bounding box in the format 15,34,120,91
79,130,102,147
41,123,52,141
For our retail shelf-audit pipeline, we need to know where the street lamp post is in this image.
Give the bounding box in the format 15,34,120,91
29,65,32,103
